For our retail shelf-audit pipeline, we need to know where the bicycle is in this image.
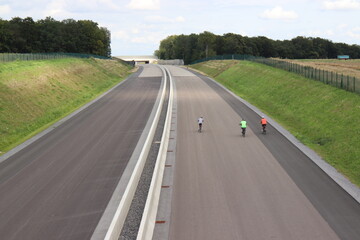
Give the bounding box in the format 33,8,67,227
261,125,266,135
260,117,267,135
241,128,246,137
198,117,204,133
240,119,247,137
198,123,202,133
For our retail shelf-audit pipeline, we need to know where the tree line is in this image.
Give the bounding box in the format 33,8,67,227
155,31,360,64
0,17,111,57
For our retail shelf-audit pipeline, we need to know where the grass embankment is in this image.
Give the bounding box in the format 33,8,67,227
0,58,133,154
190,60,360,186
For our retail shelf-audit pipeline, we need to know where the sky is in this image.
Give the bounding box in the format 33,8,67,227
0,0,360,56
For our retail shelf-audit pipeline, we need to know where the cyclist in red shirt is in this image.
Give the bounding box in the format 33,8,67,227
260,116,267,134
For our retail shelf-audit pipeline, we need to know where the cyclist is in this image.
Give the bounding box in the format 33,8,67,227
260,116,267,134
240,119,247,137
198,117,204,132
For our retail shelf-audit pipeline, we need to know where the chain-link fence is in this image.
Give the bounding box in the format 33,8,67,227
191,54,257,64
0,53,110,62
191,55,359,94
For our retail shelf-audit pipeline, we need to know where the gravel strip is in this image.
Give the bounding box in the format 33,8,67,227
119,73,170,240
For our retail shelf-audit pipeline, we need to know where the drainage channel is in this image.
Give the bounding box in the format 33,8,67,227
119,67,171,240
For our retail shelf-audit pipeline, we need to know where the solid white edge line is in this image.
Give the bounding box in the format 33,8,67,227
103,66,167,240
0,71,135,164
199,70,360,204
136,66,173,240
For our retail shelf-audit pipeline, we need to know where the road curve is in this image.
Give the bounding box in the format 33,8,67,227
0,65,163,240
166,66,360,240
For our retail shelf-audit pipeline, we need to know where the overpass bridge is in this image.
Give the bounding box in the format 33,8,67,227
114,55,158,65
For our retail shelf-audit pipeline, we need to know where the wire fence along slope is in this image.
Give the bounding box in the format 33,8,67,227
0,53,110,62
191,54,359,94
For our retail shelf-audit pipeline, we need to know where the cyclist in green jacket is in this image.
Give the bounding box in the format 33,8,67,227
240,119,247,137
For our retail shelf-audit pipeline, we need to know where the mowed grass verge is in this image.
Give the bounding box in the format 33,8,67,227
0,58,133,154
190,60,360,186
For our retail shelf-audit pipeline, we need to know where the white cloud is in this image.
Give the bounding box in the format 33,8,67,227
43,0,120,15
323,0,360,10
347,27,360,39
43,0,69,17
145,15,185,23
214,0,305,7
132,28,140,34
260,6,298,20
131,32,167,44
113,24,166,45
127,0,160,10
113,30,130,40
337,23,348,29
175,16,185,22
0,4,11,14
71,0,120,12
306,29,335,37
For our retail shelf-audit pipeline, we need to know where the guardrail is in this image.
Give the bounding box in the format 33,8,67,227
103,66,168,240
136,66,174,239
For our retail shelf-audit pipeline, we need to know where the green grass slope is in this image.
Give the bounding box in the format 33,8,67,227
0,58,133,154
190,60,360,186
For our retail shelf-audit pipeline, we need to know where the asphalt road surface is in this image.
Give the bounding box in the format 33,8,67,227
166,66,360,240
0,65,163,240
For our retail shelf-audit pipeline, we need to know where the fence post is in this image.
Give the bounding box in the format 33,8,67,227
341,74,343,89
326,71,328,84
335,73,338,87
313,68,316,80
312,68,315,79
354,77,356,93
307,67,309,78
355,77,357,93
